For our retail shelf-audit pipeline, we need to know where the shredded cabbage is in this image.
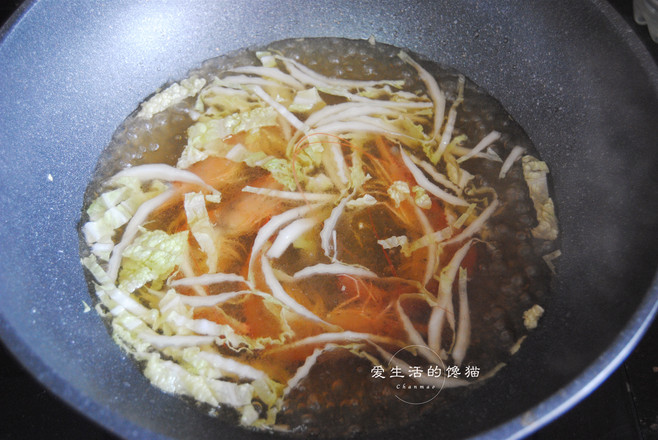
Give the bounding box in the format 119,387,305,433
523,155,558,240
83,178,167,247
186,108,278,153
118,229,189,293
387,181,410,207
346,194,377,209
377,235,409,250
138,77,206,119
288,87,325,113
80,43,558,432
184,192,220,273
412,186,432,209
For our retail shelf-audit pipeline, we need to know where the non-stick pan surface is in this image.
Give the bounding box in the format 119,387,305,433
0,1,656,439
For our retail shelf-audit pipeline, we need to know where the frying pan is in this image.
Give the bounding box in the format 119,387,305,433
0,0,656,439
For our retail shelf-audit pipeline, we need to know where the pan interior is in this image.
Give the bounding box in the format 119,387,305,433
78,36,559,437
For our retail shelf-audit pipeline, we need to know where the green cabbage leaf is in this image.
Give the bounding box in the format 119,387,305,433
118,229,189,293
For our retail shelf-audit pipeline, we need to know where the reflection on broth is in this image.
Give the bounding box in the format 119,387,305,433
80,38,558,436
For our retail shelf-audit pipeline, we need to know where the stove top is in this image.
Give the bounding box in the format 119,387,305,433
0,1,656,439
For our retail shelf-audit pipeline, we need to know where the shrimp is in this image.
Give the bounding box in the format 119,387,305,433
211,174,286,237
150,156,250,220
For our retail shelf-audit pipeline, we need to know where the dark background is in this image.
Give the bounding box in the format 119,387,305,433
0,0,656,439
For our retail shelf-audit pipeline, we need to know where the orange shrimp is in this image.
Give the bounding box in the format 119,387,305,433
150,156,249,220
241,295,282,339
209,174,285,237
186,156,248,188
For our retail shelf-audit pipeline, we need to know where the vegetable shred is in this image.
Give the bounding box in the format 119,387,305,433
79,38,559,436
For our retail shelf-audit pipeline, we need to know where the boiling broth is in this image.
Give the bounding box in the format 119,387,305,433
80,37,558,436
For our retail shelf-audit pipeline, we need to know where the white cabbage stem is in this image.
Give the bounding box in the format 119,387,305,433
398,51,446,139
292,262,378,279
411,155,462,194
499,145,525,179
304,102,401,128
320,195,351,260
456,130,501,163
435,75,465,160
105,286,151,317
179,250,207,296
248,203,321,281
106,188,175,282
412,201,439,286
399,148,469,207
277,54,404,89
248,85,308,133
428,240,473,352
284,344,339,395
170,273,249,287
139,333,216,348
242,185,336,202
218,75,287,90
331,143,349,185
310,120,409,140
261,256,333,327
267,218,318,259
444,199,499,245
178,290,252,307
279,331,402,350
184,192,219,273
396,300,443,364
452,267,471,366
112,164,218,194
229,66,305,90
196,351,267,380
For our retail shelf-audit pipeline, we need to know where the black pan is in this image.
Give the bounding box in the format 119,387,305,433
0,1,656,439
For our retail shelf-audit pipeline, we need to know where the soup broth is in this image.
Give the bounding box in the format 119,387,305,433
80,37,559,436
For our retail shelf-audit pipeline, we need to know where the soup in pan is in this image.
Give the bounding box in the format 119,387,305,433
80,38,559,436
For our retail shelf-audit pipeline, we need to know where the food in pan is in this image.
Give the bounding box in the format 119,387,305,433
80,38,558,435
